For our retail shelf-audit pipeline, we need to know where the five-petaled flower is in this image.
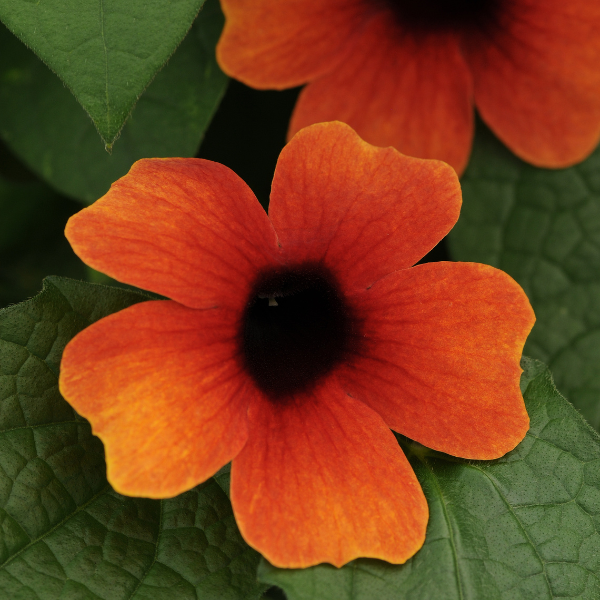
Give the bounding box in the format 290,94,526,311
217,0,600,174
59,122,534,568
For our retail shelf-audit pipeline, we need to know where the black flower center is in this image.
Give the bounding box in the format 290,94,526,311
240,263,360,401
383,0,505,33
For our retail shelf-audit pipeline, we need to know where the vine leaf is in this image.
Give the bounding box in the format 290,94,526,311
0,0,206,147
0,0,228,203
0,276,266,600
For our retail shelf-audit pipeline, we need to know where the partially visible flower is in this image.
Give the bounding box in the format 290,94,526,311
59,122,534,568
217,0,600,174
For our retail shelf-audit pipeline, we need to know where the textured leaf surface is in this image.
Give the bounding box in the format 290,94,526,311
0,0,228,203
259,357,600,600
0,0,205,146
449,124,600,430
0,277,266,599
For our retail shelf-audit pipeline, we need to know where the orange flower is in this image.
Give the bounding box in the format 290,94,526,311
216,0,600,174
59,122,534,568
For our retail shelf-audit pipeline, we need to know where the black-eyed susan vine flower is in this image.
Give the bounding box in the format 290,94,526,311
217,0,600,174
59,122,534,568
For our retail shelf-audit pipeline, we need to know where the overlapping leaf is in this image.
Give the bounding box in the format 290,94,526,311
449,124,600,430
260,357,600,599
0,0,228,203
0,277,266,600
0,0,206,146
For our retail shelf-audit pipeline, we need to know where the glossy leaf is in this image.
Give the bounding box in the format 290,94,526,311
0,277,266,600
0,0,205,146
449,123,600,430
0,1,228,204
259,357,600,599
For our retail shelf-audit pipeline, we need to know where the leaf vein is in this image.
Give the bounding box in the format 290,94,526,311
99,0,110,135
469,465,553,596
0,484,110,571
422,457,465,600
126,498,168,600
0,420,81,435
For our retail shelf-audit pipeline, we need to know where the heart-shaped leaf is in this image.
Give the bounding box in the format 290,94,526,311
0,0,228,203
449,123,600,430
0,277,266,599
0,0,206,147
259,357,600,599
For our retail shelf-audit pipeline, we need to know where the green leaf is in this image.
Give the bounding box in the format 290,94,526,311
448,123,600,430
0,277,266,599
259,357,600,599
0,0,228,203
0,0,205,146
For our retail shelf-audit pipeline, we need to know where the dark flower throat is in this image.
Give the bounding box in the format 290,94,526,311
240,263,359,401
383,0,504,32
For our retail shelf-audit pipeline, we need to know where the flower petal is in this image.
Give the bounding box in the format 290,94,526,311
231,379,428,568
66,158,280,310
269,122,461,292
465,0,600,167
59,300,252,498
341,262,535,460
217,0,367,89
288,14,474,174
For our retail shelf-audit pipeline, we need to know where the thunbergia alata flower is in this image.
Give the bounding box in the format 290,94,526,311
59,122,535,568
216,0,600,174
